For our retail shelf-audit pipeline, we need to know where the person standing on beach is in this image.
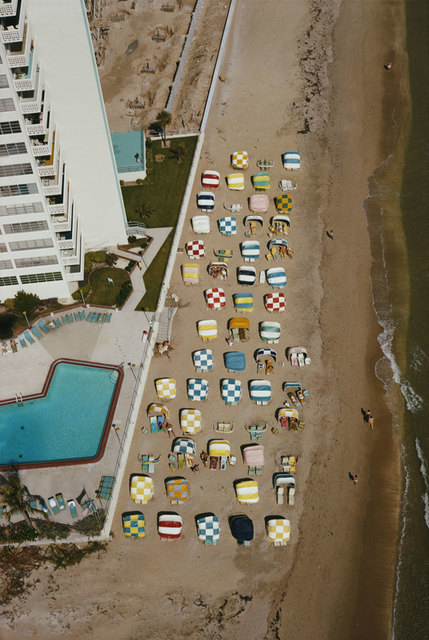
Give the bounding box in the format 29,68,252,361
354,475,359,485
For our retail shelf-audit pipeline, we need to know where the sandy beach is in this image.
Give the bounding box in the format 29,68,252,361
0,1,405,638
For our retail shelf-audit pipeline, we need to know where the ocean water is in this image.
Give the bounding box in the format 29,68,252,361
365,0,429,637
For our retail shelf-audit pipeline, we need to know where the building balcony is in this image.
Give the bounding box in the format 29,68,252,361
19,80,43,114
27,122,45,137
0,1,25,43
12,48,35,91
57,239,74,250
6,26,30,67
0,0,19,19
52,218,71,233
48,203,66,216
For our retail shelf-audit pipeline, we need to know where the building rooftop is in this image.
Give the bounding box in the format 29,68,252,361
111,130,146,174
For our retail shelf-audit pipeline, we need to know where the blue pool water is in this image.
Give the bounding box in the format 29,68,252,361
0,362,120,467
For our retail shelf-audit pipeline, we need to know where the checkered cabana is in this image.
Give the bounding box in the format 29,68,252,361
237,265,256,285
187,378,209,401
249,194,269,213
283,151,301,170
259,321,281,343
173,437,197,455
181,263,200,285
197,319,218,341
158,513,183,540
221,378,242,405
252,172,270,190
233,292,254,312
235,480,259,504
218,216,237,235
197,191,215,211
275,193,293,212
266,267,287,288
241,241,260,261
122,512,146,538
202,170,220,188
197,514,220,545
191,215,210,234
192,349,214,372
224,351,246,372
227,173,245,190
267,518,291,545
205,287,226,310
265,292,286,312
130,475,154,504
180,410,202,434
156,378,177,399
231,151,249,169
186,240,205,259
166,478,190,504
249,380,272,405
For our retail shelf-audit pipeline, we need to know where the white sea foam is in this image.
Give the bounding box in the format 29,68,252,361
415,438,429,530
400,378,423,413
391,447,410,640
410,344,429,372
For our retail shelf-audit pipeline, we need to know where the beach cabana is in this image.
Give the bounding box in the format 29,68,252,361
244,214,263,236
255,348,276,375
231,151,249,169
283,381,307,407
186,239,205,259
221,378,242,405
156,378,177,400
267,518,291,545
241,240,260,262
122,512,146,538
197,319,218,341
230,515,254,546
275,193,293,212
166,478,190,504
197,514,220,545
235,480,259,504
224,351,246,372
218,216,237,235
192,349,214,372
208,439,231,470
270,215,290,236
180,410,202,435
208,262,228,279
265,292,286,312
237,265,256,286
227,172,245,190
205,287,226,310
249,379,272,405
130,475,154,504
268,238,289,260
181,263,200,285
273,473,296,505
242,444,264,474
158,513,183,540
147,403,169,432
197,191,215,211
286,346,311,367
277,407,300,431
249,194,269,213
259,321,281,344
173,437,197,456
192,215,210,234
187,378,209,402
283,151,300,170
202,170,220,188
266,267,287,288
229,317,249,343
233,292,254,313
252,172,270,190
276,454,299,473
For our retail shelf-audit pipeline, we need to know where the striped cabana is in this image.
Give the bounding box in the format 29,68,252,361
158,513,183,540
197,191,215,211
266,267,287,288
237,265,256,286
208,440,231,458
181,263,200,285
227,173,245,190
233,292,254,312
241,240,260,262
259,321,281,343
249,379,272,405
235,480,259,504
252,172,270,190
202,170,220,188
197,319,218,341
283,151,300,170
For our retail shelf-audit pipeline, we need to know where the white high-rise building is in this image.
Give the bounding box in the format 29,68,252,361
0,0,129,300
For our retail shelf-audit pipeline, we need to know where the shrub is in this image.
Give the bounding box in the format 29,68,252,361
45,540,107,570
13,290,40,314
128,235,137,243
73,510,105,537
115,280,132,307
125,260,136,273
0,313,17,339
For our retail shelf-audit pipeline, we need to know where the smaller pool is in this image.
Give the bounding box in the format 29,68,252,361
0,359,123,469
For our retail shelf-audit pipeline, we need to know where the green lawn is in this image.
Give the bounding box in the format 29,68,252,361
122,136,198,229
137,230,174,311
86,267,131,306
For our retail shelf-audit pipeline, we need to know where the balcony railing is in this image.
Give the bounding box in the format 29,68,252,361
48,203,66,215
32,142,50,156
0,0,19,18
57,239,74,250
27,122,45,136
43,183,62,196
52,218,71,233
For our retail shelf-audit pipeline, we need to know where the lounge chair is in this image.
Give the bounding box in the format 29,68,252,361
104,313,112,323
278,179,297,191
68,499,78,519
31,326,43,339
53,318,62,328
86,312,94,322
48,496,59,514
18,334,27,348
78,311,85,320
39,498,50,515
74,312,81,321
38,320,50,334
297,353,305,367
56,493,65,510
62,316,69,325
97,314,104,323
24,330,35,344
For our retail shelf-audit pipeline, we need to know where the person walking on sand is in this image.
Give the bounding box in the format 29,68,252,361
327,229,334,239
354,474,359,485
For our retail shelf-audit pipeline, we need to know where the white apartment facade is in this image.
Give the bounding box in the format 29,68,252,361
0,0,128,300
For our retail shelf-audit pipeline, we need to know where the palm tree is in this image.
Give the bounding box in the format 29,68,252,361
135,202,157,222
155,110,172,146
170,142,186,164
0,473,48,529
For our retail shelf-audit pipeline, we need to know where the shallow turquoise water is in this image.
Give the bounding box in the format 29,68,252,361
0,363,119,466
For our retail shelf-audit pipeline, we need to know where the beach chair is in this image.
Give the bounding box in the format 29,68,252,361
68,499,78,519
18,334,27,348
39,498,50,515
74,312,81,321
48,496,60,514
79,311,85,320
278,179,297,191
86,312,94,322
38,320,50,334
56,493,66,510
62,315,69,325
31,326,43,339
104,313,112,323
97,314,104,323
53,318,62,328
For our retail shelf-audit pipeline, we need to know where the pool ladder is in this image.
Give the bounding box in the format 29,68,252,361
15,392,23,406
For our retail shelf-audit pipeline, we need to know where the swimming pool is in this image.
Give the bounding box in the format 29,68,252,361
0,359,123,469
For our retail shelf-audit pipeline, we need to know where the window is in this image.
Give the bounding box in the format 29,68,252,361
9,238,53,251
0,163,32,177
0,202,43,216
0,183,38,197
20,272,62,284
3,220,48,233
0,98,15,112
0,121,21,135
0,75,9,89
0,142,27,157
0,275,18,286
0,243,7,253
15,255,57,268
0,259,13,270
